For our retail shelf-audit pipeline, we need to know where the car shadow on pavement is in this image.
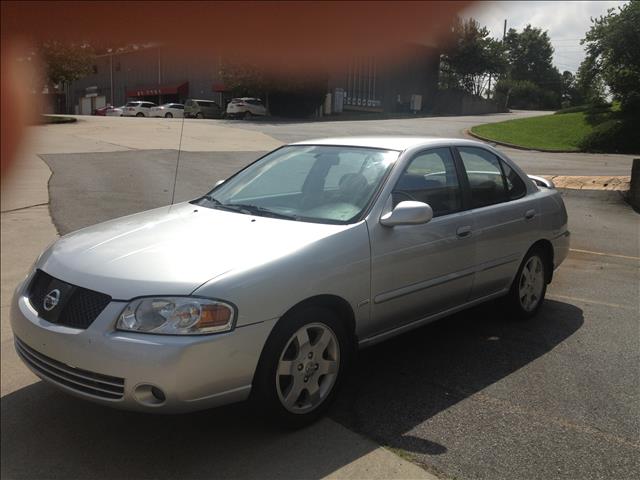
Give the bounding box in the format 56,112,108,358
330,299,584,459
0,383,381,479
1,300,582,479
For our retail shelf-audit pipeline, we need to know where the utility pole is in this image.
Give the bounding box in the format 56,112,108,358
503,19,507,40
157,46,162,104
109,53,114,105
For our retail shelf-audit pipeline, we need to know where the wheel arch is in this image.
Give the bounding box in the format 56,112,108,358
529,239,554,283
278,294,357,342
251,294,357,390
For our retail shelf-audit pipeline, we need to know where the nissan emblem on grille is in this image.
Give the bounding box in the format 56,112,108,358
43,289,61,311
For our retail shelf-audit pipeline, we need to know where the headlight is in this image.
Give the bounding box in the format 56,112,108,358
116,297,235,335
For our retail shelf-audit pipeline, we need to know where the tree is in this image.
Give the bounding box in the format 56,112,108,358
581,0,640,113
502,25,562,108
575,56,607,105
560,70,585,107
38,41,94,91
439,17,506,97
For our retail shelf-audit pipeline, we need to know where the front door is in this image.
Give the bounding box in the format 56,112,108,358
366,147,475,339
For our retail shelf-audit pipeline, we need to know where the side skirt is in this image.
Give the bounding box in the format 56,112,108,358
357,289,509,349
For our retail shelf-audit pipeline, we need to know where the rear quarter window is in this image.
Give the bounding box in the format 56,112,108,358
458,147,508,208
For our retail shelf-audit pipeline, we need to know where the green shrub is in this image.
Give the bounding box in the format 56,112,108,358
494,79,560,110
555,105,590,114
578,119,639,153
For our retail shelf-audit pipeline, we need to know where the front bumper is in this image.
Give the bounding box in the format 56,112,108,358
10,278,276,413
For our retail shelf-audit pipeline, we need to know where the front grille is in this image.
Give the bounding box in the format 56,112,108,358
15,337,124,400
27,270,111,329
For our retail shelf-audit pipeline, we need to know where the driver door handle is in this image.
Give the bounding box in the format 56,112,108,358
456,225,472,238
524,209,536,220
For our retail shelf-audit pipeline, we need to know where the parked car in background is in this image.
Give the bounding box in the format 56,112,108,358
93,105,111,116
226,97,267,119
11,137,569,427
106,106,125,117
150,103,185,118
184,99,223,119
122,101,156,117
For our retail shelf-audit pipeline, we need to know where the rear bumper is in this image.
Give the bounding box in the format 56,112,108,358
10,278,277,413
551,230,571,270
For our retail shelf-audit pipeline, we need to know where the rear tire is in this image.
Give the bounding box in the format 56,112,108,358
196,112,204,119
503,247,548,320
252,306,352,429
243,111,252,120
136,112,144,117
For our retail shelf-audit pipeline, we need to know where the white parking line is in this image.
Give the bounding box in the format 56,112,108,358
548,294,638,311
569,248,640,261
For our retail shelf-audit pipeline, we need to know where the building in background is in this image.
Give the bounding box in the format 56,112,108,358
68,43,441,116
328,44,440,115
69,44,224,114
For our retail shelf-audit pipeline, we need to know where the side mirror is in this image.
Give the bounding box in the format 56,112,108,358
214,179,225,187
380,201,433,227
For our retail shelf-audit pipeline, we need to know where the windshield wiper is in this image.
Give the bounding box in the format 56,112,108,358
224,203,299,220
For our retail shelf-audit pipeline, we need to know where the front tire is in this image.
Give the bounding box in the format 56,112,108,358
252,306,352,428
136,112,144,117
165,112,173,118
196,112,204,119
243,111,252,120
504,247,548,319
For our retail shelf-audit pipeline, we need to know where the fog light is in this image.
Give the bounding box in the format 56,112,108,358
151,386,166,402
134,384,166,406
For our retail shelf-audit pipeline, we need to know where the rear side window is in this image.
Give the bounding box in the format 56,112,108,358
393,147,462,217
501,161,527,199
458,147,507,208
125,102,139,107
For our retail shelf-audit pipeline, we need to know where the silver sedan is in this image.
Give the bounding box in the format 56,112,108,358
11,137,570,426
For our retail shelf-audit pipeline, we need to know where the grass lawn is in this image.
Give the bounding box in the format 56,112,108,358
471,112,592,151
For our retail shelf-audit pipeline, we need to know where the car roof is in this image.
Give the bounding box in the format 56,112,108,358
290,136,489,151
189,99,215,102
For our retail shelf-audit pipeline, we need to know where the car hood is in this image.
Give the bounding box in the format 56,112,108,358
38,203,351,299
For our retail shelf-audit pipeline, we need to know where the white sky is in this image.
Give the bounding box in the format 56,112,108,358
463,1,628,73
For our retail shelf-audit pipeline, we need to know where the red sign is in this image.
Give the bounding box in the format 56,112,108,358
126,82,189,98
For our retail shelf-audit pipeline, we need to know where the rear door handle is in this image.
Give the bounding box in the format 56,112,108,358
524,209,536,220
456,225,472,238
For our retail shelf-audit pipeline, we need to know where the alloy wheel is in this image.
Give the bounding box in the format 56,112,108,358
519,255,545,312
275,322,340,414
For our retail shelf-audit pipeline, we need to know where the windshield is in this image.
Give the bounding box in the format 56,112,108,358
194,145,398,224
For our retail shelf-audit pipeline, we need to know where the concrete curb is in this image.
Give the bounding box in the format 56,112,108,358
466,128,579,153
541,175,631,192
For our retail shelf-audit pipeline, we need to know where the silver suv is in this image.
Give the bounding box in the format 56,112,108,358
122,101,156,117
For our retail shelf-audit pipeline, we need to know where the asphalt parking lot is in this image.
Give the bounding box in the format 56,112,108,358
2,115,639,479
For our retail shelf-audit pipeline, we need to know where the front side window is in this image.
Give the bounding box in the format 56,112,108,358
195,146,398,224
458,147,507,208
392,148,462,217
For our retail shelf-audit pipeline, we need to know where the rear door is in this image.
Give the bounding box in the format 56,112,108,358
367,147,475,338
455,146,538,300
